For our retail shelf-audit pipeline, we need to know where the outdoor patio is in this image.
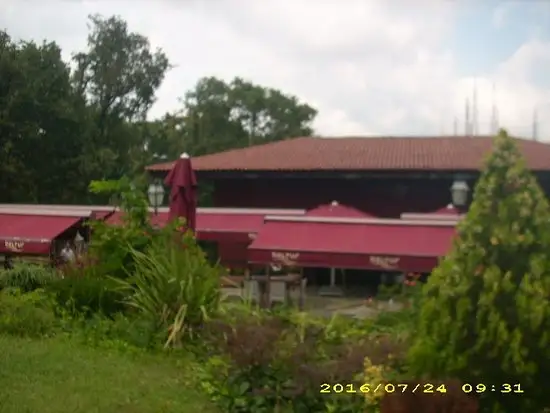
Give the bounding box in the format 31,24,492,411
222,280,404,319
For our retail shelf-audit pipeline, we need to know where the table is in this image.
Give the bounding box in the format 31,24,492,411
250,273,305,309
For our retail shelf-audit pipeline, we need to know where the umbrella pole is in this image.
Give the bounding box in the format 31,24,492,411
319,267,344,297
264,265,271,309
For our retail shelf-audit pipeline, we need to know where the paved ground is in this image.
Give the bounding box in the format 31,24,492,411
222,285,404,319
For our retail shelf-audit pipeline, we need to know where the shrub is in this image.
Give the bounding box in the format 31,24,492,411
409,130,550,412
114,231,223,347
48,272,125,317
0,288,58,336
0,263,58,292
87,177,154,280
199,310,407,413
48,260,125,317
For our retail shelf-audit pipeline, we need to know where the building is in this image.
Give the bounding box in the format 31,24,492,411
3,136,548,291
145,135,550,289
146,135,550,216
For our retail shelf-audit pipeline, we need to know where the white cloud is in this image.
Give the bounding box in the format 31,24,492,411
0,0,549,139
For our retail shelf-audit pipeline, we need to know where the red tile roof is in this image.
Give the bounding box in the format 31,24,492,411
146,136,550,172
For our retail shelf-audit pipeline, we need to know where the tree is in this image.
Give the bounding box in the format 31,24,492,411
227,77,317,145
0,32,88,203
140,113,188,163
72,14,171,179
409,130,550,412
153,76,318,158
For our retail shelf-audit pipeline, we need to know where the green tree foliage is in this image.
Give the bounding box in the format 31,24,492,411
0,32,88,202
87,177,152,279
144,76,317,160
72,14,171,180
0,15,317,204
409,130,550,412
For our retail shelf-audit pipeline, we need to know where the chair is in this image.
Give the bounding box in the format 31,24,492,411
242,278,260,302
242,278,288,307
269,280,288,304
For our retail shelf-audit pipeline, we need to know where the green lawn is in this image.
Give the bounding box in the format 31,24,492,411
0,334,216,413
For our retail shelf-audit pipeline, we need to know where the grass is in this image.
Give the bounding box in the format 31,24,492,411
0,334,216,413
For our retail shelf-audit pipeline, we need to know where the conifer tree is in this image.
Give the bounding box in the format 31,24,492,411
409,130,550,412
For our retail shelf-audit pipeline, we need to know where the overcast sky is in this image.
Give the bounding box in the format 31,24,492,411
1,0,550,139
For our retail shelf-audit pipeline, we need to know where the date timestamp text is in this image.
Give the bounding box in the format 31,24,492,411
462,383,524,394
320,383,448,394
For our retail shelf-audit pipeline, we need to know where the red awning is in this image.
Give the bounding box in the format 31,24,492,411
106,210,276,243
217,242,249,266
0,214,83,255
305,202,372,218
248,220,456,272
105,211,169,227
93,210,116,220
401,204,462,221
197,213,266,243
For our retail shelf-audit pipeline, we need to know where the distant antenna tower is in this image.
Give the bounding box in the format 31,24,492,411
490,82,499,135
453,117,458,136
472,78,479,136
533,108,539,141
465,98,471,135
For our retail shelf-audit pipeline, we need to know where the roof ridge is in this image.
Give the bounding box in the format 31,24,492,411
145,135,550,172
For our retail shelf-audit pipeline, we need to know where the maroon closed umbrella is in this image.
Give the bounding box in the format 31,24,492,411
164,153,198,232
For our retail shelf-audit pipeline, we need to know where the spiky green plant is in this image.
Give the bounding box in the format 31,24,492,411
409,129,550,412
115,232,223,347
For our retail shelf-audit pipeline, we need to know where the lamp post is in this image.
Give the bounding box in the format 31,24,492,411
450,179,469,211
147,180,165,215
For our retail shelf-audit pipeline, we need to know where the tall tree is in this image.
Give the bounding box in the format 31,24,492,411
409,130,550,412
72,14,171,179
0,32,88,203
150,76,317,159
227,77,317,145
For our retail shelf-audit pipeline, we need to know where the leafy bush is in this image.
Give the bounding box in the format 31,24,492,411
199,310,407,413
114,231,223,347
87,177,154,280
409,130,550,412
48,273,125,317
0,289,58,336
0,263,58,292
49,260,125,317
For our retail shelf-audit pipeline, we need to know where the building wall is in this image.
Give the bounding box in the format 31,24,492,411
212,177,455,218
197,172,550,266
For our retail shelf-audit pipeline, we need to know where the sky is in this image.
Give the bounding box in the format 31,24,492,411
1,0,550,140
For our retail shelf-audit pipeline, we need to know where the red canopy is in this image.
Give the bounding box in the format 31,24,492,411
105,211,266,242
105,208,305,244
248,219,456,272
0,214,83,255
401,204,462,221
93,210,116,220
197,213,265,243
164,153,197,231
105,211,169,227
305,201,372,218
